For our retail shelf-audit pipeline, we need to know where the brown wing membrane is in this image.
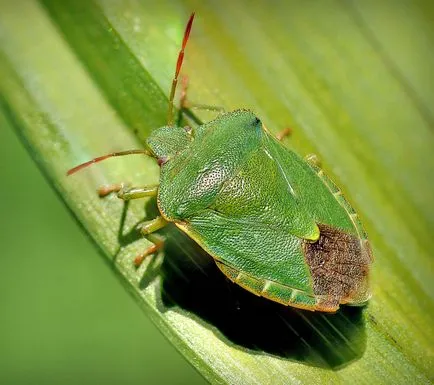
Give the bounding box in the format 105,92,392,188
303,223,373,312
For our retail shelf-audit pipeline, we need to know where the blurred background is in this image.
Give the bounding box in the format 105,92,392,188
0,111,206,384
1,0,433,384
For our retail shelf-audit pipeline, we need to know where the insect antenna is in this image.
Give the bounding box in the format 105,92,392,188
67,14,195,176
167,12,195,126
66,149,153,176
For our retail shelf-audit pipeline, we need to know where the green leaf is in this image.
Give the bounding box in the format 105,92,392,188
1,0,433,384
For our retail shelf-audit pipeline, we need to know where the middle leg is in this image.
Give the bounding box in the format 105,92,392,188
134,217,168,267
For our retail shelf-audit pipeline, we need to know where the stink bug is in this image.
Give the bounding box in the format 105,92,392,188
68,13,373,312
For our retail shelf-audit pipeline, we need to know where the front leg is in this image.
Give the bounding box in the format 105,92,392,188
98,183,158,200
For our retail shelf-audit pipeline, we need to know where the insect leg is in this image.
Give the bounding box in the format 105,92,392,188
134,218,167,267
138,216,168,235
180,75,225,113
134,234,165,267
177,75,225,126
275,127,292,141
180,105,225,127
98,184,158,200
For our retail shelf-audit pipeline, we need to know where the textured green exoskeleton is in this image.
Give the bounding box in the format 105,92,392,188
150,111,372,312
68,13,373,312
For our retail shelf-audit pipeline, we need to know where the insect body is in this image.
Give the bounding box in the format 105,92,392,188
68,13,373,312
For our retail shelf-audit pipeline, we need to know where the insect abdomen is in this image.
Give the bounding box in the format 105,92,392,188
215,261,318,310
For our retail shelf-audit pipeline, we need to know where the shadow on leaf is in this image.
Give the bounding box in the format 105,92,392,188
157,226,367,370
113,199,367,369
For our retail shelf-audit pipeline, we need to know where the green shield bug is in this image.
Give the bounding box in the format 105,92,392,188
68,13,373,312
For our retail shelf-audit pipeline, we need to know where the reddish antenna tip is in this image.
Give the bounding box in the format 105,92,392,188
183,13,195,48
167,12,196,126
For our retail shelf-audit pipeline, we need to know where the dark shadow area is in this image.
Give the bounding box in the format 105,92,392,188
114,199,367,370
158,226,367,370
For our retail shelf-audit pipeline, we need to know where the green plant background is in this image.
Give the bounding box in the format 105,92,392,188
0,1,433,384
0,109,205,385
